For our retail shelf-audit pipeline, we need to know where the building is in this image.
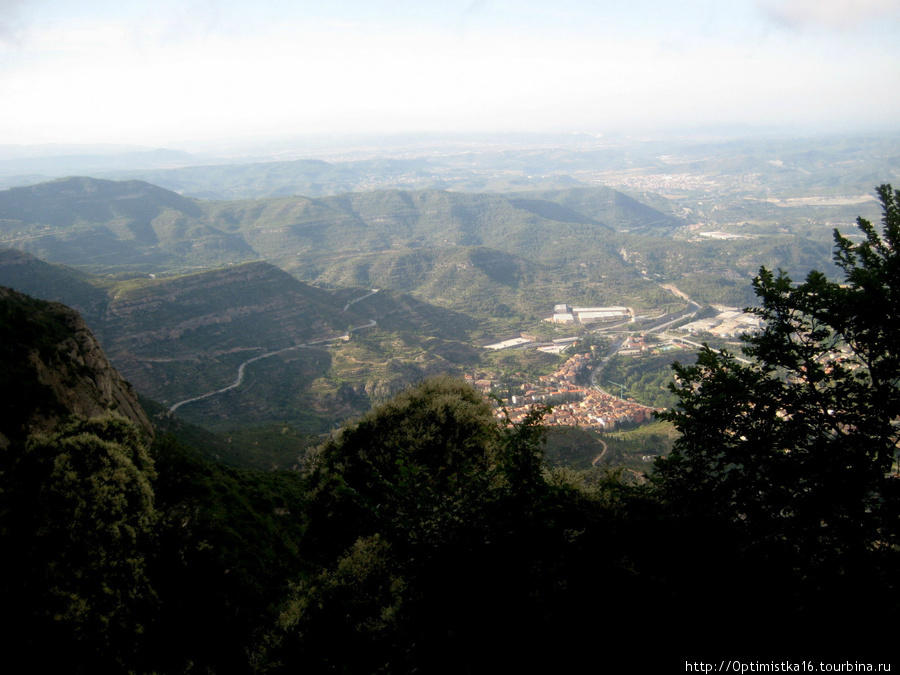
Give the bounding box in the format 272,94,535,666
550,304,632,325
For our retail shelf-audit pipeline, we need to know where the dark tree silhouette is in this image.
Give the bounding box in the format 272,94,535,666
655,185,900,630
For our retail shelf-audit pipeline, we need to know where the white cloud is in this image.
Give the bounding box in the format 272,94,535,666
759,0,900,30
0,2,897,144
0,0,30,43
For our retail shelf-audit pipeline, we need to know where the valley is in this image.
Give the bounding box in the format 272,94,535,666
0,132,895,467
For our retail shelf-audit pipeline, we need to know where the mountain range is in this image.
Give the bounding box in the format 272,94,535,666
0,175,840,435
0,177,681,274
1,175,835,310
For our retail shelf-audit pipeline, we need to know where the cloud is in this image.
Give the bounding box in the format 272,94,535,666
462,0,489,16
0,0,28,43
134,1,224,47
2,2,897,144
759,0,900,30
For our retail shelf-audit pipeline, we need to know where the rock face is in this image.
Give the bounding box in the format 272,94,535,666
0,286,152,449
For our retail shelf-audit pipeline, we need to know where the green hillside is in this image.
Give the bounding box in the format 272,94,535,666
3,175,827,313
0,248,111,325
0,178,680,273
0,177,253,272
0,251,491,433
100,262,371,409
518,185,682,234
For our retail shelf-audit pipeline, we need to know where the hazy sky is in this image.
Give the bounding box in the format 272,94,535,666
1,0,898,146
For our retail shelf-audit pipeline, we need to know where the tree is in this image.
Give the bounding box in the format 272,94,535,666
0,413,158,671
262,377,619,673
299,376,506,560
654,185,900,619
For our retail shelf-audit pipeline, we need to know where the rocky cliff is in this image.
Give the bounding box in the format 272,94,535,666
0,286,152,449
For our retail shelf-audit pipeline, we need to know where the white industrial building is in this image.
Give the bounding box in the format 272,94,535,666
551,305,632,325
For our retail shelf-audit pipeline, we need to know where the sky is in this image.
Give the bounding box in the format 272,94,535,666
0,0,898,147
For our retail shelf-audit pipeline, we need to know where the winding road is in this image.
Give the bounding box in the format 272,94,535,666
169,289,380,413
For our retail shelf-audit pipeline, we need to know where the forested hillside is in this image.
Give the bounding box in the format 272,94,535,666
0,286,151,446
0,176,837,311
0,178,662,273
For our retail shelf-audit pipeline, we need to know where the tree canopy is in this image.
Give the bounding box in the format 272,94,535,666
655,184,900,627
0,414,158,671
260,376,651,673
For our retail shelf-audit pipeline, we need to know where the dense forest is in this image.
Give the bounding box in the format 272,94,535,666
1,187,899,672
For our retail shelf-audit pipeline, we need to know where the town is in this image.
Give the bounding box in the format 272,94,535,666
470,301,766,432
467,347,661,430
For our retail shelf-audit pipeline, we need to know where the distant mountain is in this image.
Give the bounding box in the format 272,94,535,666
10,175,841,312
0,176,202,224
204,187,625,262
0,176,681,276
0,176,838,314
101,154,588,199
0,177,254,272
286,244,616,319
107,158,398,200
520,186,683,234
0,147,195,179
